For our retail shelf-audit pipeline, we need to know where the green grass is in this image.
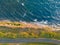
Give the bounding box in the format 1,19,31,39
0,42,58,45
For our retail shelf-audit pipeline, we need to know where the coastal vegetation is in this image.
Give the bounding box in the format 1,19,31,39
0,21,59,40
0,26,59,40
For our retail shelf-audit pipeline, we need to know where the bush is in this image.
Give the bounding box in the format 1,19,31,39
5,32,17,39
0,32,5,38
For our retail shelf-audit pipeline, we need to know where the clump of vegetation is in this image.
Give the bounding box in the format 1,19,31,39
5,32,17,39
0,22,60,39
0,26,60,40
0,32,5,38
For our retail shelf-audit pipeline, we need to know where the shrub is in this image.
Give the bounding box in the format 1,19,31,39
5,32,17,39
0,32,5,38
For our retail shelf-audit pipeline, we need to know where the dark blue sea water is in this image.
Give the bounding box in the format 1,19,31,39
0,0,60,25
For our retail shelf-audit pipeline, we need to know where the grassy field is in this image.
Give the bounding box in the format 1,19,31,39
0,42,58,45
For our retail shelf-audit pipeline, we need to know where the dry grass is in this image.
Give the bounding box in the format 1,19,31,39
0,21,54,30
